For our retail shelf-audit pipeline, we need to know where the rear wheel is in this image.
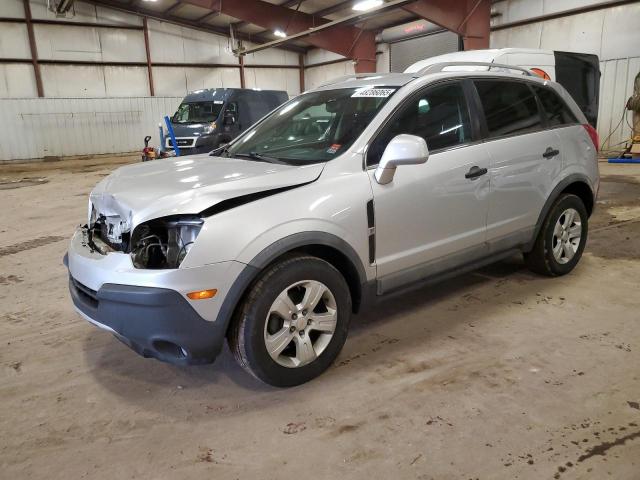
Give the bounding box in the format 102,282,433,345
524,193,588,276
228,254,351,387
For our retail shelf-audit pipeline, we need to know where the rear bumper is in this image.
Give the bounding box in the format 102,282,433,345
69,277,226,364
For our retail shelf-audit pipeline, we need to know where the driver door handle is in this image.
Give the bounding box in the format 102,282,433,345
543,147,560,158
465,165,488,179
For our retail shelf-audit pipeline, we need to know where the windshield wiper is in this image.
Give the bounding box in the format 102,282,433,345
210,144,230,157
233,152,289,165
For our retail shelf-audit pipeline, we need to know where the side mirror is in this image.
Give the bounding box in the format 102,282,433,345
223,111,236,125
374,134,429,185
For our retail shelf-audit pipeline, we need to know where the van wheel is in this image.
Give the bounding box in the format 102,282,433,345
228,254,351,387
524,194,588,276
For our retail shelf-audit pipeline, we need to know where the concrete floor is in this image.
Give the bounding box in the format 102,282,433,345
1,156,639,480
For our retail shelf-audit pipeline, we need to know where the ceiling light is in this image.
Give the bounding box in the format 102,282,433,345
274,29,287,38
352,0,383,11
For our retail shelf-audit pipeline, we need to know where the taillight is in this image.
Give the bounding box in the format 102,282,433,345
582,124,599,152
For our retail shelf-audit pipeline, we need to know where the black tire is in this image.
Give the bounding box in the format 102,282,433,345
228,254,352,387
524,193,588,276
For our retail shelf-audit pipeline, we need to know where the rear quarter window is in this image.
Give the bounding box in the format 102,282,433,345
474,80,543,139
533,86,578,127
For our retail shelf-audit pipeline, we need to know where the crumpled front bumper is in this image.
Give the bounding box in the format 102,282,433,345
66,228,246,365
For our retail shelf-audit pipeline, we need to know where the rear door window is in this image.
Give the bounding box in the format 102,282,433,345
474,80,543,139
533,86,578,127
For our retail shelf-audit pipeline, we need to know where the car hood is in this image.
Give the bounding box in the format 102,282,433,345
89,154,324,228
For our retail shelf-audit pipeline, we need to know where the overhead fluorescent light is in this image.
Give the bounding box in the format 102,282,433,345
273,29,287,38
352,0,383,11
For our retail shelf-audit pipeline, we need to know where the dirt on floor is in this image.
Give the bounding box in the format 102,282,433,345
0,156,639,480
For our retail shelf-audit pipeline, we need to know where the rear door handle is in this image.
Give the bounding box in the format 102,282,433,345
465,165,488,179
543,147,560,158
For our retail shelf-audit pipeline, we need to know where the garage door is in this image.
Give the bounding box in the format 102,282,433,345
390,30,461,73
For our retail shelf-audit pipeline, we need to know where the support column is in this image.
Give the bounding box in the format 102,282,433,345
298,53,305,93
23,0,44,97
239,55,246,88
402,0,490,51
143,17,155,96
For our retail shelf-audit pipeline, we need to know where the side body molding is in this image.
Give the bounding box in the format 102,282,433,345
214,231,368,331
524,173,595,251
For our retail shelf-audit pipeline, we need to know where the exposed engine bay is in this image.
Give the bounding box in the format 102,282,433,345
86,212,203,269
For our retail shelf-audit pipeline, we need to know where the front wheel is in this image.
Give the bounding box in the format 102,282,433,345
524,193,588,276
228,254,351,387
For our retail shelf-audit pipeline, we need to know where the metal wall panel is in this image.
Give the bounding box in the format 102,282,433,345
185,67,241,92
244,42,299,66
94,6,142,26
98,29,146,63
182,28,237,65
377,44,390,74
305,49,347,66
492,2,640,60
33,24,146,63
147,21,185,63
0,64,38,98
0,96,183,161
389,30,460,73
104,66,150,97
147,20,238,65
304,61,355,91
492,0,623,25
538,11,604,55
0,0,25,18
34,24,102,61
244,67,299,96
601,4,640,61
40,64,106,97
0,22,31,59
151,66,241,97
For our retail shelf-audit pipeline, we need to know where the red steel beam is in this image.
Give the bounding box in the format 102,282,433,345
179,0,376,72
402,0,490,50
23,0,44,97
143,17,155,96
298,52,304,92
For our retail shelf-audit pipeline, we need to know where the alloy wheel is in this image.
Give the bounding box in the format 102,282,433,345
552,208,582,264
263,280,337,368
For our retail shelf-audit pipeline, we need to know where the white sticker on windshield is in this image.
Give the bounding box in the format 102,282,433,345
351,88,395,98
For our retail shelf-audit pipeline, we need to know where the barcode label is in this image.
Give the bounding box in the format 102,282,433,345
352,88,395,98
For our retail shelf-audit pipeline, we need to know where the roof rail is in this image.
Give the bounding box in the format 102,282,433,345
318,73,384,88
414,62,533,77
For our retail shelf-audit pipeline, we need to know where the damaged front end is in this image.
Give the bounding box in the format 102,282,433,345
86,203,203,269
129,216,203,269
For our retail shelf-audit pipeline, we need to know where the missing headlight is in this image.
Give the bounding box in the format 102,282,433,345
130,216,203,269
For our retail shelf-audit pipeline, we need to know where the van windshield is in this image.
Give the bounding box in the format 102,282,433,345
173,102,223,124
225,87,398,165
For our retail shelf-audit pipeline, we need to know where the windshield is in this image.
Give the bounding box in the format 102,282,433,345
225,87,397,164
173,101,223,124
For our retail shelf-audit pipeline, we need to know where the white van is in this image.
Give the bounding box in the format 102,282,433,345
406,48,600,127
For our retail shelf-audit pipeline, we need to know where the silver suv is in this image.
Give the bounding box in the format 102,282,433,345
66,63,599,386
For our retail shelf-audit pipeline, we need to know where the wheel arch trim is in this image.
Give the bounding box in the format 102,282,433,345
215,231,368,335
525,173,595,252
